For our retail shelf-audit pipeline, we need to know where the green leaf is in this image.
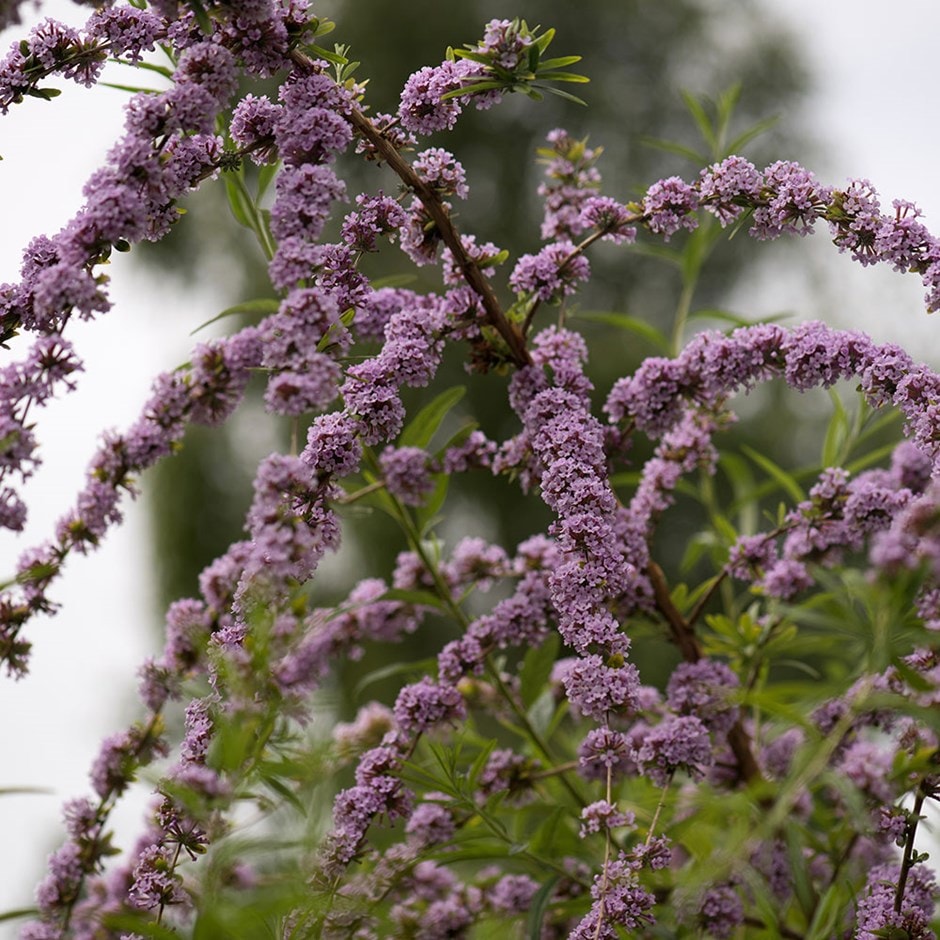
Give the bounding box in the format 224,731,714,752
186,0,213,34
189,297,280,335
26,86,62,101
804,881,850,940
370,272,419,290
121,58,174,79
100,82,160,95
380,587,447,610
533,70,590,84
537,55,583,70
415,472,450,536
304,43,347,66
0,908,37,924
441,80,505,99
519,633,560,709
740,444,806,504
260,771,306,816
534,27,556,54
821,388,849,467
687,307,755,328
101,912,182,939
536,85,587,106
575,311,672,355
526,875,562,939
399,385,466,449
639,135,708,165
223,171,253,229
727,114,781,154
354,657,438,699
256,161,279,200
0,786,54,796
630,241,683,268
681,89,718,153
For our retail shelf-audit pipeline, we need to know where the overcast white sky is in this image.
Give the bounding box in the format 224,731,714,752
1,0,939,933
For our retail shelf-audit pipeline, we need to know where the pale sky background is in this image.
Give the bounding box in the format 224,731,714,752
1,1,939,934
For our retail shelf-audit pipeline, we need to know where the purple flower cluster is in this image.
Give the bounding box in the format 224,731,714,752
398,58,488,136
605,321,940,472
1,327,262,678
0,8,165,113
379,445,437,506
569,852,656,938
0,336,81,532
537,128,603,240
509,240,590,303
854,861,937,940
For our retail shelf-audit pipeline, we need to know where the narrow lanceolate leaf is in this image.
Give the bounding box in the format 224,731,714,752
740,444,806,504
526,876,562,940
399,385,466,449
576,311,672,355
189,297,280,335
821,388,849,467
519,632,560,709
537,55,583,70
639,135,708,165
223,171,253,229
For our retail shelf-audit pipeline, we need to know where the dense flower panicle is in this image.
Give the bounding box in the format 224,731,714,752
871,481,940,577
562,654,641,722
269,163,347,242
696,883,745,939
829,178,883,264
570,854,656,938
666,660,740,734
398,58,488,135
579,800,634,838
578,195,637,244
440,536,510,592
487,874,539,914
578,727,637,782
301,411,362,478
642,176,700,240
538,128,603,240
605,320,940,472
442,428,497,474
341,193,408,253
334,701,397,755
698,155,762,225
636,714,714,786
35,841,83,915
128,844,185,911
355,110,418,159
441,233,501,288
854,862,937,940
751,160,832,240
393,677,466,734
11,10,940,937
86,6,165,61
508,240,590,302
275,69,353,166
379,445,436,506
412,147,469,199
230,93,282,162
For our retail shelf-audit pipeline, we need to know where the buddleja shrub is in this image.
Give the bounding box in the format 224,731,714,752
1,3,939,938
